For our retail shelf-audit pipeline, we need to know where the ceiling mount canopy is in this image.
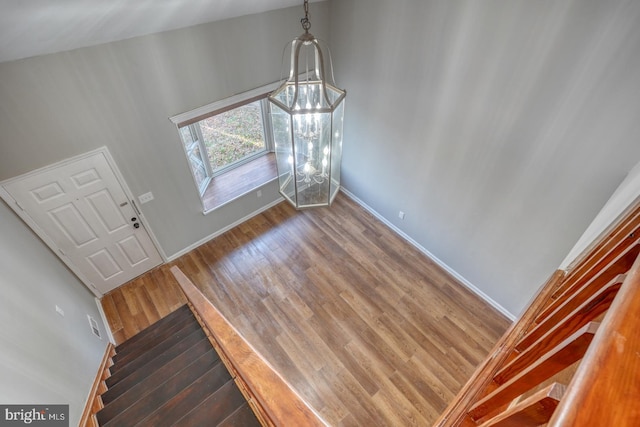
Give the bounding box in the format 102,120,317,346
268,0,346,209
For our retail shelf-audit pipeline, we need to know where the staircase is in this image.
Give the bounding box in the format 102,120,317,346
96,304,260,426
435,202,640,426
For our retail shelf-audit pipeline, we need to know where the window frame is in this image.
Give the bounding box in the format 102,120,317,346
180,123,213,195
170,81,281,204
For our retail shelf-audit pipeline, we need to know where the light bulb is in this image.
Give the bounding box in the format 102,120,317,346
323,146,329,156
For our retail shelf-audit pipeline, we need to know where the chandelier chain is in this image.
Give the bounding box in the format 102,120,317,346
301,0,311,32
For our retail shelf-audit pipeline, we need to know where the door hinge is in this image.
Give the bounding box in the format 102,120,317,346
15,201,25,211
58,248,66,256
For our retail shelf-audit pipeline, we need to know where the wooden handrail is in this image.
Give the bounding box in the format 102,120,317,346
170,266,327,427
548,253,640,426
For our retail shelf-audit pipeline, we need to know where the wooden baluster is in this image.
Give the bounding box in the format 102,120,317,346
433,271,565,427
468,322,598,422
548,254,640,426
539,242,639,324
478,383,565,427
515,276,623,353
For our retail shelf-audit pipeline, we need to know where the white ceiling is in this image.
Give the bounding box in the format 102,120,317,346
0,0,321,63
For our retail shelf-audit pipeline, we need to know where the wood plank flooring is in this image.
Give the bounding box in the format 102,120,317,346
102,193,511,426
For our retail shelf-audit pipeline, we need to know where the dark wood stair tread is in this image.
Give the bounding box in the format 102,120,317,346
98,304,261,427
104,329,207,398
172,379,252,426
114,304,191,356
136,362,234,427
106,321,203,387
100,351,223,426
98,344,217,422
112,310,196,367
217,402,261,427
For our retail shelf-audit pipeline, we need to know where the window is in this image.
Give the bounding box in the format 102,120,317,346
179,122,211,194
171,83,280,212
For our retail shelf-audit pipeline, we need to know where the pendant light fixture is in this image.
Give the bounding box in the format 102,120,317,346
268,0,346,209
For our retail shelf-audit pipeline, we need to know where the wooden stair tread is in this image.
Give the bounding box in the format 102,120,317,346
469,322,598,420
97,302,261,427
106,322,203,387
112,308,196,366
217,402,262,427
98,346,217,422
103,329,207,400
114,304,191,356
135,362,233,427
99,350,222,426
478,382,565,427
171,379,250,426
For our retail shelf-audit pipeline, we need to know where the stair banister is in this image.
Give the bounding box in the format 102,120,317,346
547,252,640,426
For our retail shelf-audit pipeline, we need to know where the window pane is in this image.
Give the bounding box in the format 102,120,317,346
199,100,267,171
187,145,207,189
179,125,197,148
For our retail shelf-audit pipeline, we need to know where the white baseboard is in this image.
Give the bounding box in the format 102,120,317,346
95,297,116,344
167,197,285,261
340,188,516,322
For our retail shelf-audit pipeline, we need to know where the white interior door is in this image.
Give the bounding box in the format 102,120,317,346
2,149,162,295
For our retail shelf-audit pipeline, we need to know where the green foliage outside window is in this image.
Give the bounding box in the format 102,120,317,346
200,101,266,171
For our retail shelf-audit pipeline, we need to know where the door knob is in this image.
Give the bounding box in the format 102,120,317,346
131,217,137,222
133,223,140,229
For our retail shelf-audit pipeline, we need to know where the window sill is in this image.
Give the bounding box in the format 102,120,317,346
202,152,277,214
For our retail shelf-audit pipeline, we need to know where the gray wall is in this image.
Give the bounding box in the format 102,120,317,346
0,201,108,426
0,3,330,259
560,159,640,270
329,0,640,315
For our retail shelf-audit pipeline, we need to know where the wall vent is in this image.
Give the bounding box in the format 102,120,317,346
87,315,102,339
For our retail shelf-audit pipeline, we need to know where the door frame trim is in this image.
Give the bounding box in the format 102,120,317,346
0,146,166,297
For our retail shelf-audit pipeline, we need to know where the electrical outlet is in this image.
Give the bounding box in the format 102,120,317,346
398,211,405,220
55,305,65,317
138,192,154,204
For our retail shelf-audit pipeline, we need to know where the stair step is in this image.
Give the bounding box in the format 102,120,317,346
105,327,205,391
97,303,261,427
114,305,190,357
110,317,200,375
218,402,261,427
111,312,197,369
173,379,253,426
106,321,202,387
98,344,216,421
110,311,198,375
103,330,207,402
100,349,222,426
134,361,234,427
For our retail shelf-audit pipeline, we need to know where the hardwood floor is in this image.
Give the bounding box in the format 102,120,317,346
102,193,510,426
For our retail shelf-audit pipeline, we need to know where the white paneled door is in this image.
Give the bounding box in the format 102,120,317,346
2,149,162,295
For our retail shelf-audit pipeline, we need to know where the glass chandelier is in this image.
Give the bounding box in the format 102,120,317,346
268,0,346,209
